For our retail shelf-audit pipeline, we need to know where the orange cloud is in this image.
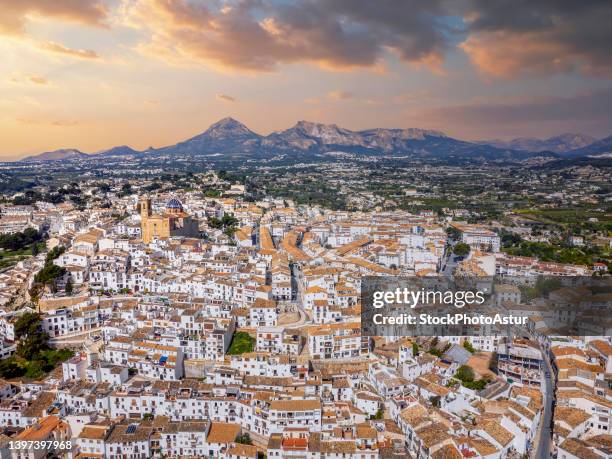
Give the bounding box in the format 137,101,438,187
327,91,353,101
0,0,107,35
9,75,50,86
216,94,236,102
17,117,78,127
39,41,99,59
29,76,48,85
460,1,612,77
461,31,581,78
124,0,449,73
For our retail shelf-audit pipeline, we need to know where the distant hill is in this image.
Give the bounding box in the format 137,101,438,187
563,135,612,158
151,118,543,161
478,133,596,153
262,121,450,153
154,117,262,156
21,148,90,162
19,118,583,163
20,146,140,162
96,145,141,156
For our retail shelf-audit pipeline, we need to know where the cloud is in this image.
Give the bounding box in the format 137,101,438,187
0,0,107,35
3,0,609,80
459,0,612,77
29,76,48,85
216,93,236,102
38,41,99,59
124,0,451,72
50,119,79,126
418,88,612,136
9,75,50,85
16,117,79,127
327,90,353,101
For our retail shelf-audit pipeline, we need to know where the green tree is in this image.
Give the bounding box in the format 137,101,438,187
428,347,443,357
235,433,253,445
14,312,50,360
463,340,475,353
453,243,471,257
35,263,66,285
0,228,42,252
454,365,475,383
0,358,26,379
446,226,461,241
203,189,221,198
25,360,45,379
14,312,42,338
45,246,65,263
65,278,73,296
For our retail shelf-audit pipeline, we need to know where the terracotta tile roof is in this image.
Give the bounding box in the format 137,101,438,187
206,422,240,444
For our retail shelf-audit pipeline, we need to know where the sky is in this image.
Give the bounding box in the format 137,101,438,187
1,0,611,159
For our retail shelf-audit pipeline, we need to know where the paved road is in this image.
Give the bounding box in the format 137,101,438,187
277,301,310,328
533,351,554,459
440,245,460,276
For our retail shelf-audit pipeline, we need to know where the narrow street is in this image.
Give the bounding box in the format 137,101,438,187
532,350,554,459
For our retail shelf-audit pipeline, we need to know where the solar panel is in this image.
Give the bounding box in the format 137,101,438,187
126,424,137,434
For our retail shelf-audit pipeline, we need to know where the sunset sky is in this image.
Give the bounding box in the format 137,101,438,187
1,0,611,159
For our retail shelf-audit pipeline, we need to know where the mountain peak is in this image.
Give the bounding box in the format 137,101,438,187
21,148,88,162
293,120,348,134
564,134,612,157
96,145,140,156
212,116,243,127
201,117,260,139
479,132,596,153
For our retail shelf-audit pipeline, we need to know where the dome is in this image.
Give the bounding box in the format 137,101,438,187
166,198,183,210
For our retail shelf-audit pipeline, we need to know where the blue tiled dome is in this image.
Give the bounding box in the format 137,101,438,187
166,198,183,210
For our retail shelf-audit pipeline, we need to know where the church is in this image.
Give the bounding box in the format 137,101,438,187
139,196,199,244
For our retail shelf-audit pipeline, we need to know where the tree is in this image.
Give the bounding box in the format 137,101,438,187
203,189,220,198
97,183,111,193
453,243,471,257
25,360,45,379
35,263,66,285
446,226,461,241
65,278,73,296
34,246,66,290
454,365,475,383
463,340,475,353
0,228,42,252
31,243,39,256
428,347,443,357
45,246,65,263
207,217,223,229
489,352,498,373
14,312,42,338
14,312,50,360
0,358,26,379
412,342,419,356
17,329,50,360
119,183,133,197
235,433,253,445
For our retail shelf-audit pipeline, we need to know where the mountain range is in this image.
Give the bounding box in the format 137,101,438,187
476,133,596,153
17,117,611,163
